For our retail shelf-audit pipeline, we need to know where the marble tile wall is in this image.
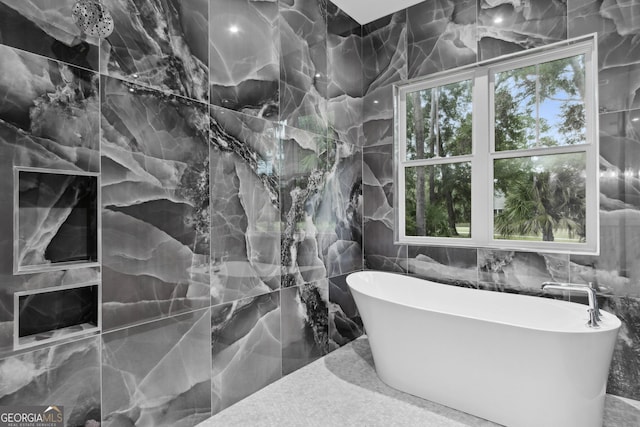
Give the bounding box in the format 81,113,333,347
0,0,364,424
0,336,101,426
102,309,212,426
361,0,640,401
100,75,211,331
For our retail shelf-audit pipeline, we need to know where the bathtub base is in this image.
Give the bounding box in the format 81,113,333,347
365,307,613,427
347,272,620,427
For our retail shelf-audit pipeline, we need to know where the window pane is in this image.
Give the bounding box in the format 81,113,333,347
406,80,472,160
493,153,586,243
539,55,586,146
494,65,536,150
405,162,471,238
494,55,586,151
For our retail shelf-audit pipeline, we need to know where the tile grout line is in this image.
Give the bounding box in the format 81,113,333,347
102,305,212,337
98,30,104,425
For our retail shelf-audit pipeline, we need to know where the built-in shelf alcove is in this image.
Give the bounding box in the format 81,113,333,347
14,282,101,349
13,167,99,274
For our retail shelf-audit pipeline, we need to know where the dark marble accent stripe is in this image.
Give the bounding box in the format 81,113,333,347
281,281,329,375
318,139,363,278
279,125,330,287
329,274,362,350
209,106,281,304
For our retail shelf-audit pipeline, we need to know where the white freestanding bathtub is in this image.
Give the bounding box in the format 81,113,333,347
347,271,621,427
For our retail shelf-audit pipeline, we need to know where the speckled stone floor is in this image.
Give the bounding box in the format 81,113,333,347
198,337,640,427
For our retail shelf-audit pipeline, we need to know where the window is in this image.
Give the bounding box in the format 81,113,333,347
395,36,598,254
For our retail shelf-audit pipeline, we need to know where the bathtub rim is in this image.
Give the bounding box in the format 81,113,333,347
346,270,621,335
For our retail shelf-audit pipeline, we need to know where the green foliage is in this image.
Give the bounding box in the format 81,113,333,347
495,154,586,242
405,54,588,242
404,80,472,238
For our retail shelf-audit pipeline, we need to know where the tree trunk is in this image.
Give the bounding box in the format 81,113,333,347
436,90,458,235
428,89,438,205
445,185,458,236
412,92,426,236
543,223,554,241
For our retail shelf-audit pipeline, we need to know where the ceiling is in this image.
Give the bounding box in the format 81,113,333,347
331,0,425,25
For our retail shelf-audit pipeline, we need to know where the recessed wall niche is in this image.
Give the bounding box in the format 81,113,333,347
14,282,101,349
13,168,99,274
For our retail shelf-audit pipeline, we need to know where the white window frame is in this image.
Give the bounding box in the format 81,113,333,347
394,34,599,255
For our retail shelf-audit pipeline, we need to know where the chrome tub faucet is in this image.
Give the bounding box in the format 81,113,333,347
541,282,602,328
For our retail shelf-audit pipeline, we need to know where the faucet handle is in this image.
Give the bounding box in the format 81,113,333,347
587,282,602,320
587,309,600,328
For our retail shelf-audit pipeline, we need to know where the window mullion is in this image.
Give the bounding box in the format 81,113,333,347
472,70,491,244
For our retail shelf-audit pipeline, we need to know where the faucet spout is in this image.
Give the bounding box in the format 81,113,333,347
541,282,601,328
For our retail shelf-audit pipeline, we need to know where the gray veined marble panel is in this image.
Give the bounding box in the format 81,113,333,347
0,268,99,355
101,0,209,102
362,144,407,272
101,76,210,331
362,12,407,148
0,0,100,70
0,336,101,426
0,45,100,173
209,0,279,119
279,126,330,288
407,0,477,79
408,246,478,288
569,0,640,112
478,249,570,297
363,85,396,148
281,280,329,375
327,3,364,147
599,109,640,211
566,109,640,299
600,296,640,400
209,107,281,305
211,291,281,416
362,12,408,92
0,45,100,354
569,208,640,298
328,274,363,350
279,0,328,135
102,309,211,427
477,0,567,61
316,140,363,278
